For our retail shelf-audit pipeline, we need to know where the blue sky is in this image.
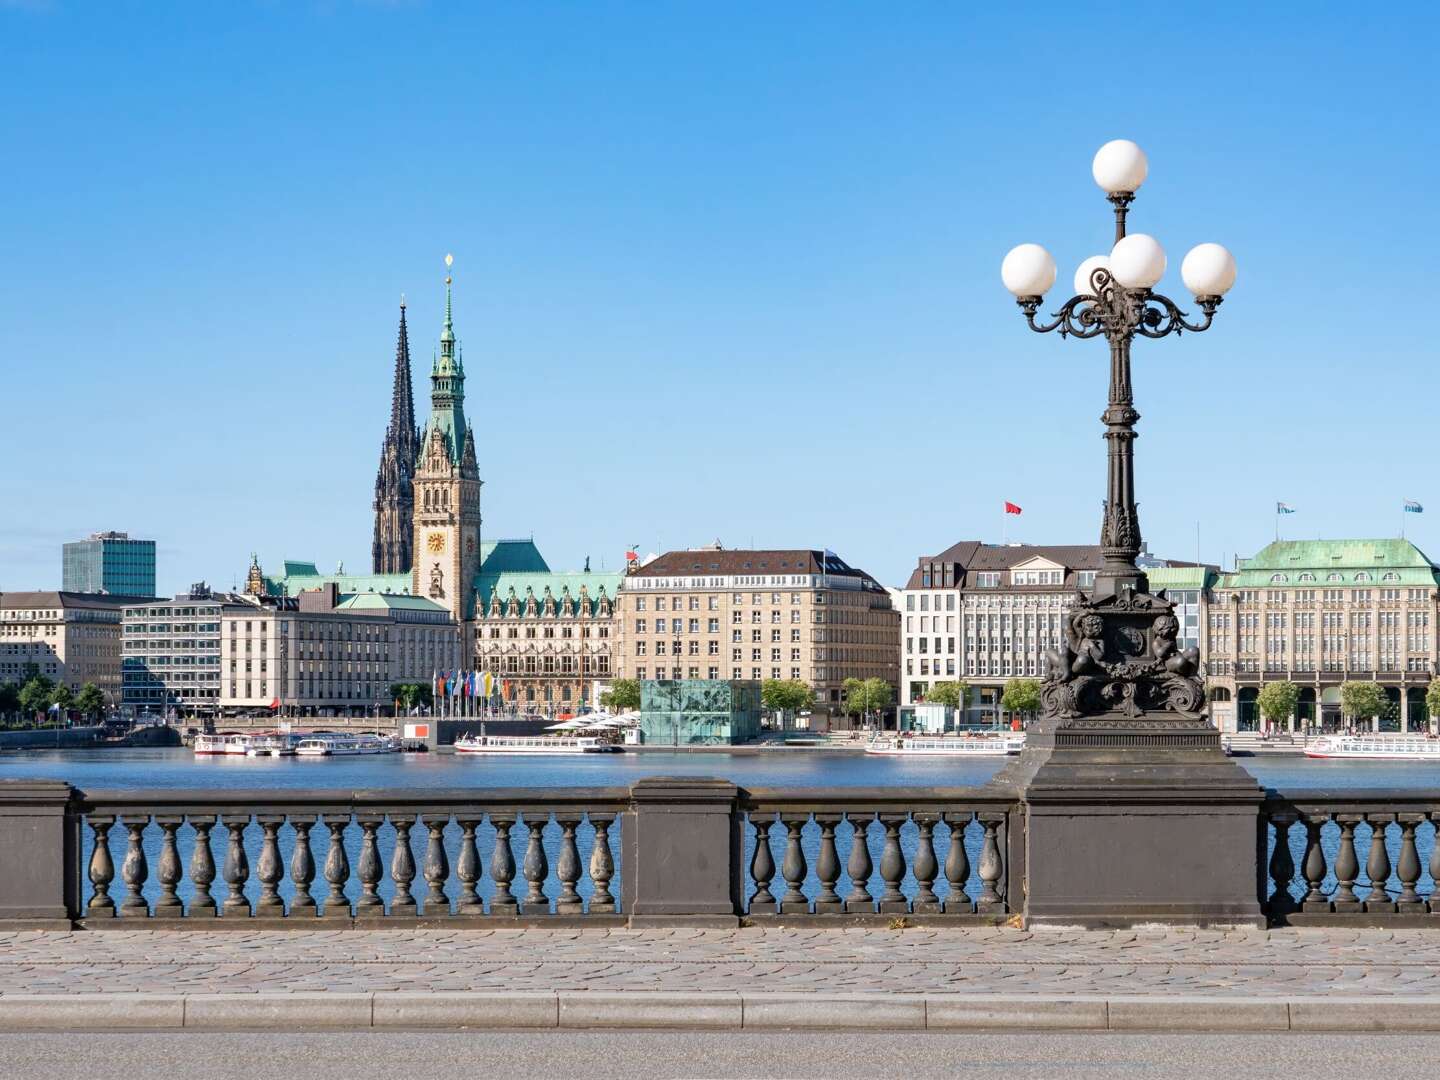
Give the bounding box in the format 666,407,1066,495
2,1,1436,594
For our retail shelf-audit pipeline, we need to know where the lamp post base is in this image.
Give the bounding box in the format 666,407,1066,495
992,713,1267,928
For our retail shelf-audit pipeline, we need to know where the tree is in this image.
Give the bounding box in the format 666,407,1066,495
18,675,55,721
48,683,74,722
74,683,106,722
0,682,18,723
1001,678,1042,720
601,678,641,712
1340,681,1386,726
844,677,893,727
926,680,969,709
1256,682,1299,731
761,679,813,727
1426,679,1440,728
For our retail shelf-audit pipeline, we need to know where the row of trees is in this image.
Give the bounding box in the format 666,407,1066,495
1254,678,1440,728
0,666,107,727
923,678,1042,720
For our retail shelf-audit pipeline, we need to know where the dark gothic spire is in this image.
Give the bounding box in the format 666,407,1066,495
390,296,417,446
373,297,421,574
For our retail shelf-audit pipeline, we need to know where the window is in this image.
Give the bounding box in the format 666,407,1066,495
1355,572,1372,583
976,572,1001,588
1270,574,1288,584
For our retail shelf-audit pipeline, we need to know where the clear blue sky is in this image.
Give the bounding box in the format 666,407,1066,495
3,1,1436,595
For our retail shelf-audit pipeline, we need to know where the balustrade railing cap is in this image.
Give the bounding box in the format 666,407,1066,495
628,776,740,802
0,779,74,804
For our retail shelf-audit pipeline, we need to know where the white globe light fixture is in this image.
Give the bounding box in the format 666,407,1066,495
1092,139,1148,195
1181,242,1237,298
1073,255,1110,298
1001,243,1057,298
1109,233,1166,290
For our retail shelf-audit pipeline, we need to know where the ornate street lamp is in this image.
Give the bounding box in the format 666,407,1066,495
1001,140,1236,724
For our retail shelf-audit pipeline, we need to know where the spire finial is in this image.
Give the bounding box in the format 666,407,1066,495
440,254,455,346
400,292,406,311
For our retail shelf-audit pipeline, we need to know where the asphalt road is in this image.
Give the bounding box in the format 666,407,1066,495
4,1030,1440,1080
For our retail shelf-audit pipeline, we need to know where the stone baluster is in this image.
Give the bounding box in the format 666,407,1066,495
489,814,519,916
976,813,1005,913
322,816,352,919
221,816,252,917
813,816,843,915
354,816,384,916
911,814,940,914
86,817,117,919
423,816,451,916
390,816,418,917
1363,814,1396,913
942,812,972,913
780,816,809,914
1396,814,1424,912
749,816,776,912
121,818,150,916
289,816,317,916
255,815,286,916
455,818,483,915
1266,812,1298,919
188,816,217,917
1429,812,1440,917
555,818,584,915
522,814,550,915
587,814,618,915
844,812,874,913
1331,814,1362,912
152,816,184,918
1300,816,1329,912
877,815,909,914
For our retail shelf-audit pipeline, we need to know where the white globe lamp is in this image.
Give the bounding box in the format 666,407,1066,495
1181,243,1237,298
1109,233,1166,290
1001,243,1057,298
1092,140,1148,194
1073,255,1110,298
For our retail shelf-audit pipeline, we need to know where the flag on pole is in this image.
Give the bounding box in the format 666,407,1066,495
1004,502,1023,515
1405,500,1424,513
1276,502,1295,515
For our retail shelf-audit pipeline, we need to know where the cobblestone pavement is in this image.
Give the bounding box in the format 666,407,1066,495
3,926,1440,997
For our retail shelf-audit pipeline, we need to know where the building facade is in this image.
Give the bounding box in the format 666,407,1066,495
898,542,1203,723
1,591,137,703
121,587,231,715
62,532,156,597
373,300,420,575
1205,539,1440,733
615,547,899,726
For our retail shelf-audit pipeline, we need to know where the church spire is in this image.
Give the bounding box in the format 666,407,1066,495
390,296,416,442
372,296,421,575
427,253,468,465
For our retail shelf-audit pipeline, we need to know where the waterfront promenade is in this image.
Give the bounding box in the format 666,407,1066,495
4,924,1440,1032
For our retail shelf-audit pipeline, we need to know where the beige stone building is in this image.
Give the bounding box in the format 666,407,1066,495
0,591,139,704
615,547,899,726
1206,539,1440,733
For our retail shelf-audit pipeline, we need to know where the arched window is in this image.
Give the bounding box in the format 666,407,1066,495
1327,573,1343,582
1382,572,1401,582
1270,574,1288,584
1298,573,1315,583
1355,572,1371,583
1209,686,1233,702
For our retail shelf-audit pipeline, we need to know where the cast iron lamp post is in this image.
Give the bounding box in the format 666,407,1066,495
1000,140,1236,723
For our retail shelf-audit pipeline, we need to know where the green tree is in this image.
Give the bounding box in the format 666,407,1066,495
48,683,74,721
389,682,433,713
761,679,814,728
0,682,19,723
1340,681,1386,725
1001,678,1042,720
1256,682,1299,731
74,683,106,722
601,678,641,712
18,675,55,721
1425,679,1440,727
925,680,969,709
845,677,893,727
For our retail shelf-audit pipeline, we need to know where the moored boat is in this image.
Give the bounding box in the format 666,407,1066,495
193,733,252,756
1304,735,1440,761
453,734,623,755
865,734,1024,757
294,733,397,757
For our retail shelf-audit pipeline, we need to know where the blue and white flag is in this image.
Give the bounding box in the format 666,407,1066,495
1405,500,1424,514
1276,502,1295,515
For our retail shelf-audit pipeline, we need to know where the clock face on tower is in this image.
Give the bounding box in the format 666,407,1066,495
426,532,446,554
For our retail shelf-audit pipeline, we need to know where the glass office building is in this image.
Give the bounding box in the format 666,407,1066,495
637,679,762,746
62,532,156,596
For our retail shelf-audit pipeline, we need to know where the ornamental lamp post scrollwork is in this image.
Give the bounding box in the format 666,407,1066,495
1001,140,1236,725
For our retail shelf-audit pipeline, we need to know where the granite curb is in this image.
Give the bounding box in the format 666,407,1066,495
2,992,1440,1032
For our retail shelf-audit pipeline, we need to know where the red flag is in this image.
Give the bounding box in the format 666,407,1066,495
1004,501,1023,515
625,550,638,562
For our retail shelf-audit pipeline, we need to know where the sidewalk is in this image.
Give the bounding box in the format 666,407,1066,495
3,926,1440,1031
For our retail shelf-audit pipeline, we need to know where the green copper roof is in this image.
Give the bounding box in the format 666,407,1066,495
480,569,623,618
263,566,413,598
476,539,549,577
1219,539,1440,589
334,592,448,613
1145,566,1218,591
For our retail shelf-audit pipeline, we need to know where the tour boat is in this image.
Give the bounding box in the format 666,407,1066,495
193,733,253,756
1304,735,1440,761
294,733,397,757
244,733,298,757
453,733,623,755
865,734,1025,757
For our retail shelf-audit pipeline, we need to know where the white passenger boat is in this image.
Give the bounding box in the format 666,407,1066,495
865,734,1025,757
244,733,297,757
453,734,623,755
1304,735,1440,761
294,733,397,757
193,733,253,756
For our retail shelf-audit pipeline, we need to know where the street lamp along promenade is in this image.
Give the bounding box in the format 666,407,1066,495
1001,140,1236,724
